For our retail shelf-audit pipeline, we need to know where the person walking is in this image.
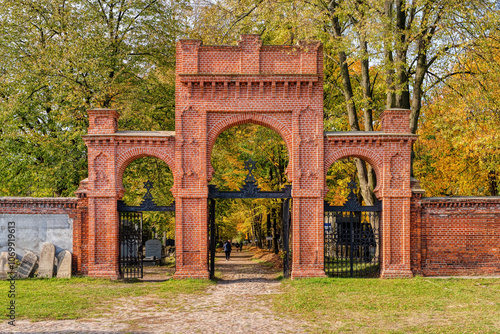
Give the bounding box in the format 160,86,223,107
223,240,232,261
239,241,243,252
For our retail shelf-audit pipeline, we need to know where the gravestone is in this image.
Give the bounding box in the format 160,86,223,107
145,239,162,259
15,252,38,279
38,243,56,278
56,250,72,278
0,252,8,279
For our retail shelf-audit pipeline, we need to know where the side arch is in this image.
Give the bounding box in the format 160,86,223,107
206,113,292,179
116,147,175,197
324,147,383,196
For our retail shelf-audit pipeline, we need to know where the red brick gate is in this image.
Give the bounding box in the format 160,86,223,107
81,35,416,279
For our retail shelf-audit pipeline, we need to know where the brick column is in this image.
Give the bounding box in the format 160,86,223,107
173,46,210,277
290,103,326,279
83,109,121,279
379,109,415,278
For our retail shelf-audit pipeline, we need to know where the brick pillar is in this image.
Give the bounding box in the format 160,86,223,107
290,104,326,279
172,74,210,279
83,109,121,279
379,109,415,278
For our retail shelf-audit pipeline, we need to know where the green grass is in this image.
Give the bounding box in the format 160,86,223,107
0,277,212,321
274,277,500,333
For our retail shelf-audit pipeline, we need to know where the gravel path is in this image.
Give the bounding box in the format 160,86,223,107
1,249,312,334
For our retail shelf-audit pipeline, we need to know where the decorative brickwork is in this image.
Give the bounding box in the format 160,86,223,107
79,35,421,279
411,193,500,276
82,128,176,278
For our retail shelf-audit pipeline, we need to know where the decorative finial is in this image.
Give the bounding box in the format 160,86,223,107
144,180,154,191
244,159,257,174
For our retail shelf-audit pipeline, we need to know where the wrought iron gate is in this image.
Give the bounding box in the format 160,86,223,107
117,180,176,279
208,158,292,279
324,179,381,278
281,198,292,278
119,211,143,279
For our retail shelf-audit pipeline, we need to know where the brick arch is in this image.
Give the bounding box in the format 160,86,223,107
206,113,292,179
116,148,175,197
324,147,383,196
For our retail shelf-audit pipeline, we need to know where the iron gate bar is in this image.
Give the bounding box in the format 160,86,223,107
208,159,292,278
282,198,291,278
324,178,381,278
118,180,175,279
119,211,143,279
209,198,216,279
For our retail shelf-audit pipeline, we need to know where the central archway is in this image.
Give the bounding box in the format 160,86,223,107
208,123,291,278
206,113,293,181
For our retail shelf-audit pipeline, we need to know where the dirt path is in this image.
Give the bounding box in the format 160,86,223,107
1,249,312,333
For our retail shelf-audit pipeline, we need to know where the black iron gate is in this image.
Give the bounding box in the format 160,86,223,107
118,180,175,279
119,211,143,279
281,197,292,278
324,179,381,278
208,158,292,279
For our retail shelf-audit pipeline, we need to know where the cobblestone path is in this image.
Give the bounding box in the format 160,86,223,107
1,249,312,334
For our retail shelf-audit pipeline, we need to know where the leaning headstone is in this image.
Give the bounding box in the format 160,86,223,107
38,243,56,278
15,252,38,279
145,239,162,259
56,250,72,278
0,252,8,279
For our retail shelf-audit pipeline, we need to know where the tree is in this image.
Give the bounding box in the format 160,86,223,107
0,0,185,196
414,30,500,196
187,0,498,203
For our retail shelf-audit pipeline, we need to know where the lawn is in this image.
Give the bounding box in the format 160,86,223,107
273,277,500,333
0,277,212,321
1,274,499,333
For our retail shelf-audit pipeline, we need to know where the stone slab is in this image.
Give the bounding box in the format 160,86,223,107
15,251,38,279
0,214,73,257
0,252,8,279
145,239,162,259
38,243,56,278
56,250,72,278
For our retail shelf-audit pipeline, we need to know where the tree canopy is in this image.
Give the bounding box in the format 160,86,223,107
0,0,499,240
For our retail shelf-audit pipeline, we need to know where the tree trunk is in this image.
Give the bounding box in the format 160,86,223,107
394,0,411,110
488,171,498,196
384,0,396,108
358,33,377,199
330,10,360,131
272,208,279,254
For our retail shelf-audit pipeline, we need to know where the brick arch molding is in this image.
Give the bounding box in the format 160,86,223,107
324,148,383,196
206,113,292,180
116,148,175,197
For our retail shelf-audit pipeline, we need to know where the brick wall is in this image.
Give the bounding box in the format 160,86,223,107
0,195,88,274
411,193,500,276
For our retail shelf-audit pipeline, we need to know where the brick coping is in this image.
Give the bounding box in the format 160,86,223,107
0,197,78,202
84,130,175,137
421,197,500,201
325,131,418,137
